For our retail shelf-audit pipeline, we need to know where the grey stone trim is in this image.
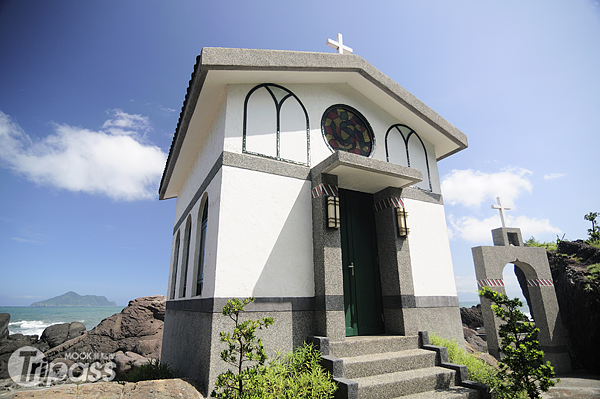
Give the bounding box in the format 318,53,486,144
315,295,344,312
223,151,310,181
382,295,415,309
492,227,524,246
401,187,444,205
173,153,223,234
313,151,422,186
382,295,458,308
166,296,316,313
414,296,459,308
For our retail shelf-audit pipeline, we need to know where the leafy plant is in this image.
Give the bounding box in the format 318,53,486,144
120,359,177,382
585,212,600,242
524,236,557,251
248,343,337,399
429,333,499,388
211,297,274,398
584,263,600,292
478,287,558,398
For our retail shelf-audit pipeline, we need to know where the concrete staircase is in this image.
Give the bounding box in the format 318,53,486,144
312,334,485,399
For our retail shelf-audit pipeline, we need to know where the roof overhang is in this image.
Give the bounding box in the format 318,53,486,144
159,47,468,200
315,151,422,194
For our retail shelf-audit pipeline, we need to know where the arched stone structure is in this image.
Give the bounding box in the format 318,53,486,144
471,227,571,374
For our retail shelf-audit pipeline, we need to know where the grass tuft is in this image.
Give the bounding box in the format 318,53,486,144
120,359,177,382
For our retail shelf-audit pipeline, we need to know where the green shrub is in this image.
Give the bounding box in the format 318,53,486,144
212,297,274,398
524,236,558,251
120,359,177,382
429,333,498,388
248,343,337,399
479,287,558,398
585,263,600,292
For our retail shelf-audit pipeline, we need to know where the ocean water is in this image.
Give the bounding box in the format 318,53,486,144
0,306,125,337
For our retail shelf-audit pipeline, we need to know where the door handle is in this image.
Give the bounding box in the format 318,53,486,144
348,262,354,276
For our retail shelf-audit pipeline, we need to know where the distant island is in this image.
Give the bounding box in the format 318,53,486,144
30,291,117,307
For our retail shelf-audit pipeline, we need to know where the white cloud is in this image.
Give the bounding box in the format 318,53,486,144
441,168,532,208
101,109,152,136
544,173,566,180
0,110,167,201
448,214,561,243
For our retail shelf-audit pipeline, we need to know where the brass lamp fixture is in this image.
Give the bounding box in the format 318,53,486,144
327,196,340,228
396,206,409,237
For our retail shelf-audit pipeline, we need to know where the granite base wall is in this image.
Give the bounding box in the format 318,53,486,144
161,301,314,397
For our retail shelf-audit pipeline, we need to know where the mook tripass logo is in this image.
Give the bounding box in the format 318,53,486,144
8,346,116,387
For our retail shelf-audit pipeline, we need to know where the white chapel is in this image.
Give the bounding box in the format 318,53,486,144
159,44,469,396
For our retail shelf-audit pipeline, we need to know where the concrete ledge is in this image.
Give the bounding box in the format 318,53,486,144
333,377,358,399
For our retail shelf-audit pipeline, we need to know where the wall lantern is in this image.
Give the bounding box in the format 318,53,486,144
327,196,340,228
396,206,409,237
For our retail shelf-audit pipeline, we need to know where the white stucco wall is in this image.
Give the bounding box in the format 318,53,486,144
213,166,314,298
405,198,458,297
169,169,223,300
224,83,441,193
174,94,227,222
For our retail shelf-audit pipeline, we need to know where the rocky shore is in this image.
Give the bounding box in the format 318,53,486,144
0,295,166,392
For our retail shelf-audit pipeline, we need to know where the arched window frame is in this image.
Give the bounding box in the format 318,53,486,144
179,215,192,298
385,124,432,191
243,83,310,166
170,231,180,300
321,104,376,158
193,196,209,297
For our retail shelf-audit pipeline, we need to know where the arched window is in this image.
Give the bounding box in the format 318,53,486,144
321,105,375,157
179,216,192,298
170,231,180,300
243,83,310,165
194,198,209,296
385,124,432,191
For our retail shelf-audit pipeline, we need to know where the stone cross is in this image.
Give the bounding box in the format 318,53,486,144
491,197,511,228
326,33,353,54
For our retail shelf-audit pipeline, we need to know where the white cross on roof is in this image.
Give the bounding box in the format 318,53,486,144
326,33,353,54
491,197,511,228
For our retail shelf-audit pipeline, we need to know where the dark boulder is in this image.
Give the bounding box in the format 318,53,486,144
0,313,9,342
460,304,484,330
45,295,166,375
40,322,86,348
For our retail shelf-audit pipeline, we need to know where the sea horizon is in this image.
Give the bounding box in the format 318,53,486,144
0,306,125,337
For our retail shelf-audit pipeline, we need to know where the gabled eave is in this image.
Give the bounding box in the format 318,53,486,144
159,47,468,200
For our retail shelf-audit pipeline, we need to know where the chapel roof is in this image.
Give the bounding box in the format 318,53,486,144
159,47,468,200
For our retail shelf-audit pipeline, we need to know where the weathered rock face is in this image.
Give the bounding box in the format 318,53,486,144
547,240,600,374
463,326,487,353
40,322,86,348
45,295,166,366
0,314,9,342
0,296,166,380
460,304,484,330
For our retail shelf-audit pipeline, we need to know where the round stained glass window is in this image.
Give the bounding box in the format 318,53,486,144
322,105,374,157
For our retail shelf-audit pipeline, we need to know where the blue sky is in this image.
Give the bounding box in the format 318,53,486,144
0,1,598,306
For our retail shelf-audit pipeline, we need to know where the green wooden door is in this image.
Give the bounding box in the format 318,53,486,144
340,189,385,336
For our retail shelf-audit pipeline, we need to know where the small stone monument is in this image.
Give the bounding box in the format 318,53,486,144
471,198,571,373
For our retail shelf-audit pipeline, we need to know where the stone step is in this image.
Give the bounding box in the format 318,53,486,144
330,335,419,358
342,348,437,379
353,366,457,399
393,386,480,399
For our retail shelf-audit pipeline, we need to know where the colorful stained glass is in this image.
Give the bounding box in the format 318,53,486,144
322,106,374,156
